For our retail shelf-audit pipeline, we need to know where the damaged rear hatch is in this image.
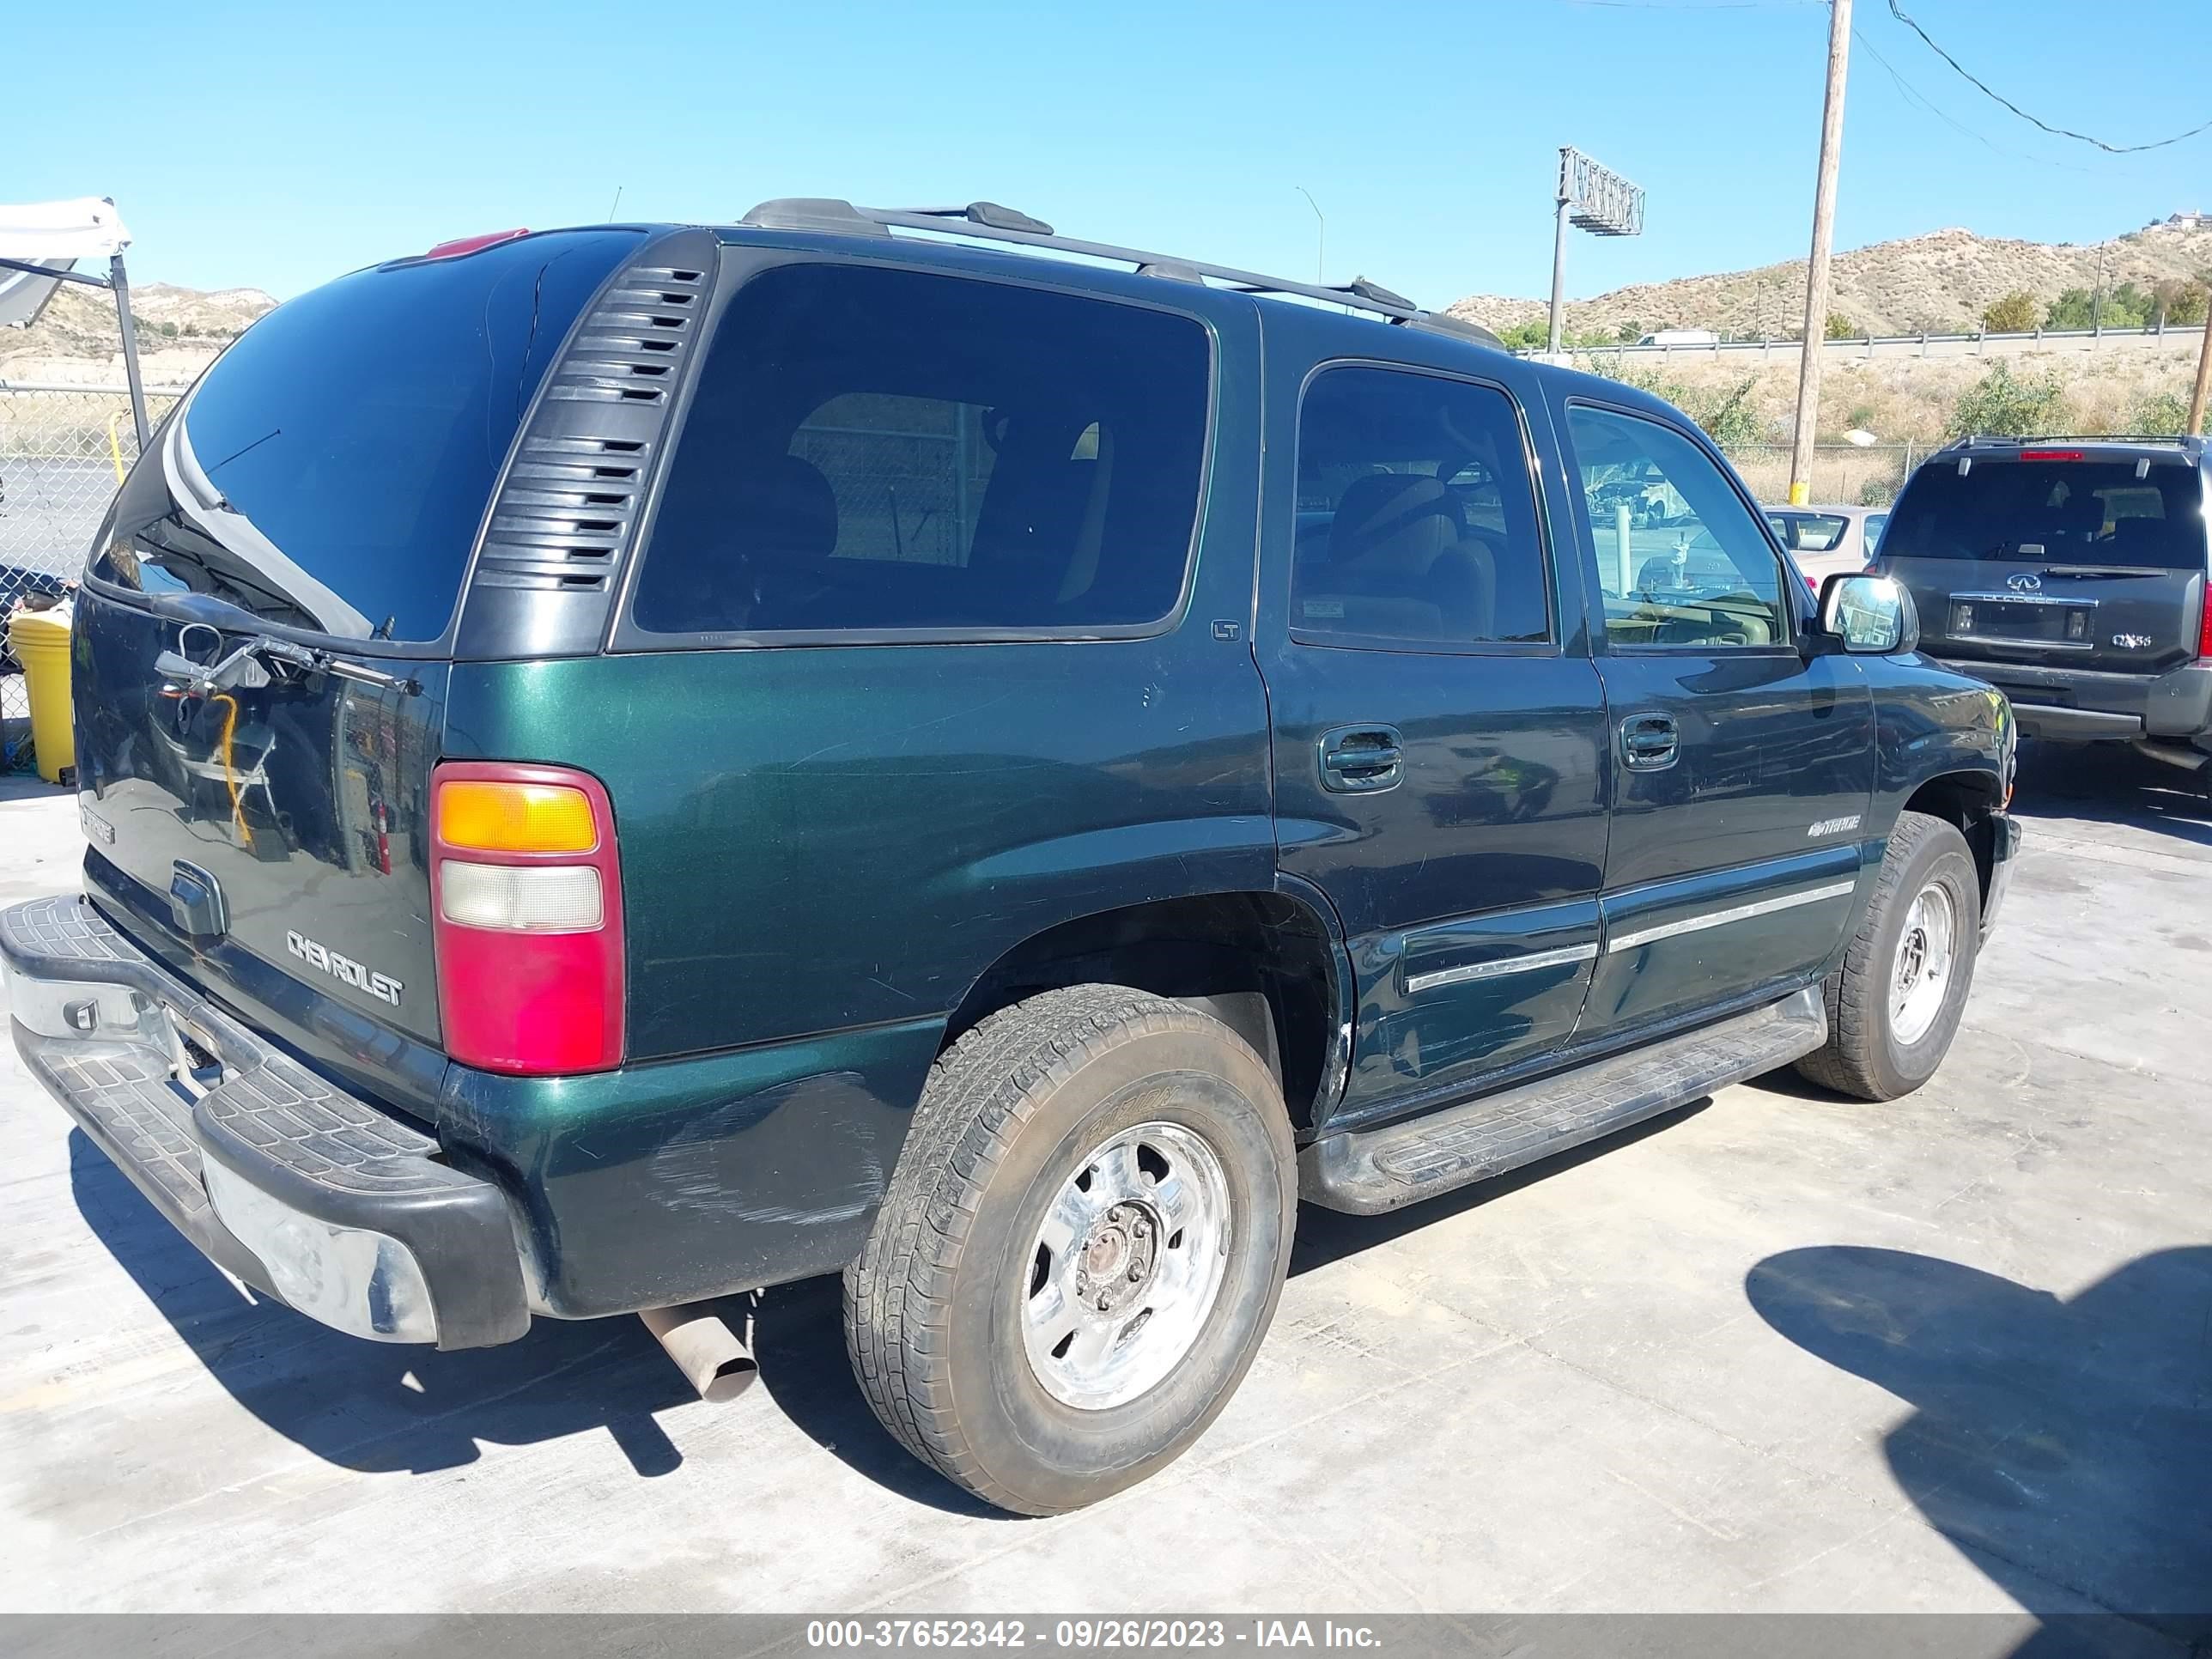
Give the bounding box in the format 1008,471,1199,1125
72,228,643,1119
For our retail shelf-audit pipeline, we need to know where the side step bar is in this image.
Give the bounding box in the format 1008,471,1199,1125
1299,987,1826,1215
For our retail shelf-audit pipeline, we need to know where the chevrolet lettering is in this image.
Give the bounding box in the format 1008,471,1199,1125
285,930,404,1006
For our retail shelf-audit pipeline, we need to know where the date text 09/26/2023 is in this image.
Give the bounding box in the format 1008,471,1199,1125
805,1620,1384,1650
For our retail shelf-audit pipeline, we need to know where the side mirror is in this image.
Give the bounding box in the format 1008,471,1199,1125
1817,572,1919,655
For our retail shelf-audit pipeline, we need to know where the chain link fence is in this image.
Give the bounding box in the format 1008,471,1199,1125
1720,441,1920,510
1,383,182,767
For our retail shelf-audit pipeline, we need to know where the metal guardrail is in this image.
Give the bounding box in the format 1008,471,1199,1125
1522,322,2209,362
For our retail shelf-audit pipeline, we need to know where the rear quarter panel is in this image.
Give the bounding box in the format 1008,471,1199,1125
431,294,1272,1311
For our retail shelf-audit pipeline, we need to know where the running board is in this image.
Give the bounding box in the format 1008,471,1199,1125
1299,987,1826,1215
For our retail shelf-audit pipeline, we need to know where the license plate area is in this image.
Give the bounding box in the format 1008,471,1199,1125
1948,595,2094,647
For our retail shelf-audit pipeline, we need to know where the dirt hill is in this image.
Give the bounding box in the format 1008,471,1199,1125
1449,220,2212,339
0,281,273,384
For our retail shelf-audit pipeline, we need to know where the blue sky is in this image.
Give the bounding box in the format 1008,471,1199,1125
12,0,2210,306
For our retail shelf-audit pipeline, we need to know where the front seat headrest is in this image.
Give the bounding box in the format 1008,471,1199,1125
1328,474,1460,573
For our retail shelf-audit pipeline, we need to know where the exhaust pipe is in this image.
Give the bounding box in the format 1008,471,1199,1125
2130,739,2210,774
640,1302,758,1402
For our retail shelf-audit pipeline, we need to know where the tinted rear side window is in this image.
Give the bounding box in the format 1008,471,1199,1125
632,264,1212,636
1884,460,2208,570
1291,366,1551,649
96,229,641,640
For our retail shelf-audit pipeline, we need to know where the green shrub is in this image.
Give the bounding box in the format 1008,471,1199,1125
1980,290,2039,332
2152,277,2208,326
2044,284,2153,330
1825,313,1856,340
1948,362,2067,438
2127,389,2193,435
1592,360,1765,447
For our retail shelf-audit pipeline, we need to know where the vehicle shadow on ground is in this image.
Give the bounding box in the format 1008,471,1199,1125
66,1128,1010,1514
1747,1243,2212,1652
2009,740,2211,848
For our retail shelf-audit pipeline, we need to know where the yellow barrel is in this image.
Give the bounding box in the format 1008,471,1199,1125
7,605,75,785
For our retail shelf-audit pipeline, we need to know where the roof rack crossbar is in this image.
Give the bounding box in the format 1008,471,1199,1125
738,198,1501,348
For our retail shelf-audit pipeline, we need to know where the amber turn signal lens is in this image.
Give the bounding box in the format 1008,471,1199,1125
436,780,598,854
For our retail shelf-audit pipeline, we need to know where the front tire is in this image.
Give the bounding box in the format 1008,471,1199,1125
845,985,1296,1515
1796,811,1982,1101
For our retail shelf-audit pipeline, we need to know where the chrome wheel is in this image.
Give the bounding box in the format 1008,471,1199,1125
1891,880,1957,1046
1021,1120,1232,1411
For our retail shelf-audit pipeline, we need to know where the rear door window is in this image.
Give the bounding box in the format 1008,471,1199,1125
631,264,1212,637
95,229,642,641
1290,366,1552,650
1883,460,2208,569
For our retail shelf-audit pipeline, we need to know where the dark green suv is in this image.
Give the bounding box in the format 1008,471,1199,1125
1,201,2019,1515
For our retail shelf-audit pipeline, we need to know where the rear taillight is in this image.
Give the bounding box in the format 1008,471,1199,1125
2200,591,2212,661
430,762,623,1075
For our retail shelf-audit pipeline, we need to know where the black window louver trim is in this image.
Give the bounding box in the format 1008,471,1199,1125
471,259,708,595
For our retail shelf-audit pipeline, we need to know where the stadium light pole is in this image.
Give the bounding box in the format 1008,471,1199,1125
1789,0,1852,506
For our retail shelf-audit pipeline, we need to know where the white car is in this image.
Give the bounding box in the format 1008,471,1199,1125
1765,503,1890,592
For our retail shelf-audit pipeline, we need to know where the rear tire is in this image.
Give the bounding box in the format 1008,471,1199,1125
1796,811,1981,1102
845,984,1297,1516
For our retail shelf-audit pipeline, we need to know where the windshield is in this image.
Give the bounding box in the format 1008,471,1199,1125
1882,459,2207,570
94,228,641,641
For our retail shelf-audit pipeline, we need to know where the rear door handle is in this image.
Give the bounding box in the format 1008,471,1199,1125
1619,712,1679,771
1319,725,1405,793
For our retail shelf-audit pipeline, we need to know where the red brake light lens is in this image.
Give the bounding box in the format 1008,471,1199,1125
2199,592,2212,661
430,762,623,1075
422,228,530,260
2018,448,2083,462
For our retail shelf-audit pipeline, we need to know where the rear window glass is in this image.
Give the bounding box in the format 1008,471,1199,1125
632,263,1211,636
1883,460,2207,570
1791,513,1849,551
96,229,641,640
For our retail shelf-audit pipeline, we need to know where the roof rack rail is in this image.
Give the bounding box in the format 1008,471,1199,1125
738,198,1502,349
1946,432,2206,447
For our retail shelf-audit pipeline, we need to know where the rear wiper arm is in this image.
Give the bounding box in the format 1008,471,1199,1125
156,632,422,697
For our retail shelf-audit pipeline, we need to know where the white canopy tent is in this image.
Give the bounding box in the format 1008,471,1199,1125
0,197,150,444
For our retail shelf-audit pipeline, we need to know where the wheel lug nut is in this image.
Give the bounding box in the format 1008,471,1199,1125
1127,1266,1141,1281
1096,1294,1111,1310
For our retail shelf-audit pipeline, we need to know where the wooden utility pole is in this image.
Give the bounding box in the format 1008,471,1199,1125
1789,0,1852,506
2189,313,2212,434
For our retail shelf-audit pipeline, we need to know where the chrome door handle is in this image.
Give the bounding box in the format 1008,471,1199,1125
1620,712,1679,771
1319,725,1405,793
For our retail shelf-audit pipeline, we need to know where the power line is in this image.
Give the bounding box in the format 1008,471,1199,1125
1851,27,2137,178
1886,0,2212,153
